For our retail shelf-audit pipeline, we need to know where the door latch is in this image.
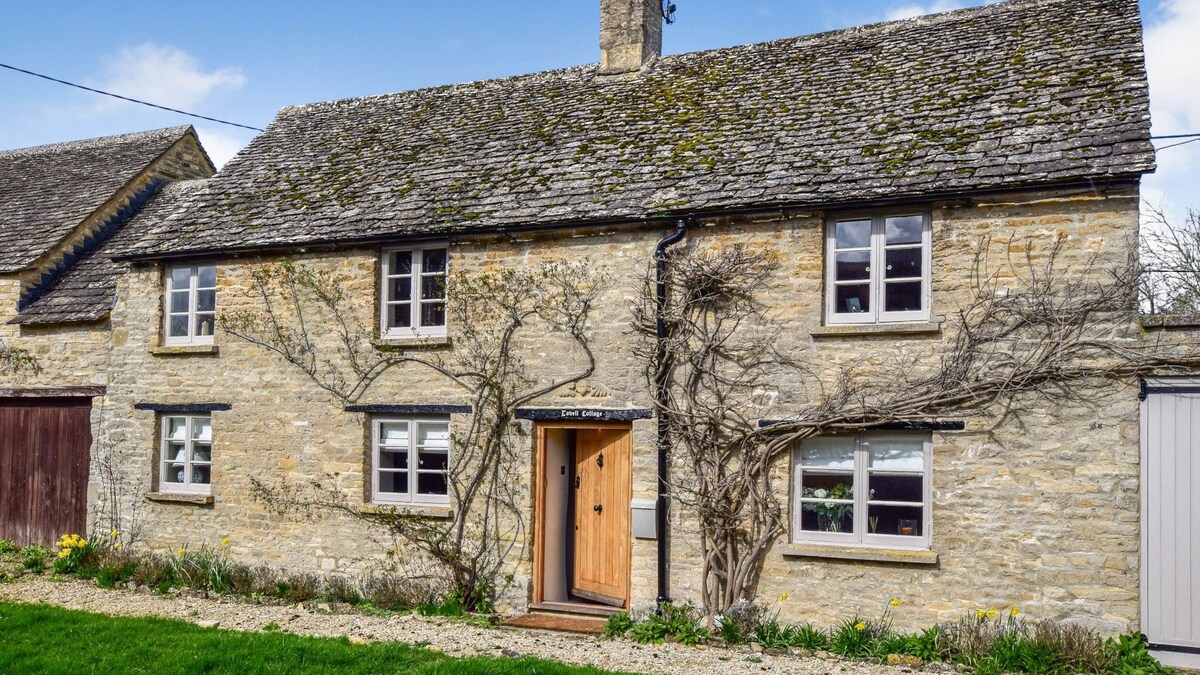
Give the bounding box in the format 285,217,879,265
593,504,603,513
596,452,604,468
574,475,580,489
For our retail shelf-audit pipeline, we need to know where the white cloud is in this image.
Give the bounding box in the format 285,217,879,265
193,126,254,171
89,43,246,114
885,0,968,21
1143,0,1200,221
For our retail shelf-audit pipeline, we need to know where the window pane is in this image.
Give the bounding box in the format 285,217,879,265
390,278,411,302
801,437,854,468
834,284,870,314
197,289,216,312
420,302,446,327
170,267,191,290
192,465,211,485
885,215,923,245
167,418,188,441
835,220,871,249
379,449,408,470
169,315,188,337
800,504,854,533
884,281,922,312
389,303,412,328
379,471,408,494
868,504,923,537
390,251,412,275
421,275,445,301
417,423,450,449
417,449,448,471
193,444,212,463
197,266,217,288
192,418,212,442
869,439,924,470
417,472,448,496
170,290,190,313
801,472,853,496
195,313,215,337
835,252,870,281
165,441,187,463
379,422,409,445
164,460,186,484
422,248,447,274
885,248,922,279
868,473,922,502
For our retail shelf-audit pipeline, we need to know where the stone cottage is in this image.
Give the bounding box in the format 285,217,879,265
5,0,1197,664
0,126,213,544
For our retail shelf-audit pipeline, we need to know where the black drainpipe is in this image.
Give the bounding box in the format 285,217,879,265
654,218,688,607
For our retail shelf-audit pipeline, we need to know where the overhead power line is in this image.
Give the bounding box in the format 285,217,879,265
1154,137,1200,152
0,62,264,132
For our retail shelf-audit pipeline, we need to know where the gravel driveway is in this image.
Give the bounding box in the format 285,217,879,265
0,576,908,675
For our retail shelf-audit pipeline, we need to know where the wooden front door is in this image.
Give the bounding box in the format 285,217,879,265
0,398,92,546
571,427,631,606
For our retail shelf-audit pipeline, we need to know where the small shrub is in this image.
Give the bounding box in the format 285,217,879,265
131,553,177,590
323,575,362,605
0,539,18,556
752,616,790,650
785,623,829,651
890,626,941,662
361,574,437,611
627,602,710,645
1106,632,1170,675
95,567,117,589
417,591,466,617
719,600,766,644
603,611,635,638
628,613,671,644
279,572,322,603
715,616,743,645
20,544,51,572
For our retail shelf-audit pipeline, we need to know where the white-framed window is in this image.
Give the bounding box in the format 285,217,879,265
380,245,447,338
165,265,217,344
371,417,451,505
160,415,213,494
792,433,932,549
825,213,931,324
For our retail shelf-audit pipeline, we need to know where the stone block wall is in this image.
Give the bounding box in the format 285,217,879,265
98,184,1145,631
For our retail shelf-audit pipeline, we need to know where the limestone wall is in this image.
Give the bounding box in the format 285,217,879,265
98,185,1144,631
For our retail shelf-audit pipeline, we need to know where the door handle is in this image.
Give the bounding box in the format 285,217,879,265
596,452,604,468
594,504,603,513
574,475,580,489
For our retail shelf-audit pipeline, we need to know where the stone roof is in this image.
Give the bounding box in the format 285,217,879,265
0,126,198,273
120,0,1155,261
13,181,208,325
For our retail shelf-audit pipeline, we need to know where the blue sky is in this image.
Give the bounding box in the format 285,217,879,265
1,1,1196,220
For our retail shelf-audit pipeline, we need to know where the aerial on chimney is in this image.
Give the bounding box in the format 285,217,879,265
600,0,665,75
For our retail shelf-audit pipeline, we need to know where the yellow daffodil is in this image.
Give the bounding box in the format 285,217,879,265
177,548,186,557
57,549,70,559
890,597,901,608
779,593,788,602
221,537,230,547
114,543,122,550
976,609,985,620
855,621,867,631
987,608,997,619
110,530,118,538
1010,608,1020,617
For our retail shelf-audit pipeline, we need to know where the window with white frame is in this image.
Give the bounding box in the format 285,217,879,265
372,417,451,505
160,415,212,494
826,213,931,324
792,433,931,548
381,246,447,338
165,265,217,344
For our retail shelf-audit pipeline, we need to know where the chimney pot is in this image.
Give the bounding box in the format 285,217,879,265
600,0,663,75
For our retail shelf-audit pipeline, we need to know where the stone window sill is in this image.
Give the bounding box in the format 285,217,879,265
810,322,942,339
145,491,214,505
373,336,450,351
1140,315,1200,329
150,345,220,356
781,542,938,565
358,504,453,519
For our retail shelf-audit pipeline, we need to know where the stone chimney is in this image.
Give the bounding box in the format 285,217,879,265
600,0,663,75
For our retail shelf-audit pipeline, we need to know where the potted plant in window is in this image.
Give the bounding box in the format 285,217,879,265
802,484,853,532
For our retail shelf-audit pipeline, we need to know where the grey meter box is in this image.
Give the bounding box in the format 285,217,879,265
631,499,657,539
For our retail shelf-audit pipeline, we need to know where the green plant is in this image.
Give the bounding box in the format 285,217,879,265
785,623,829,651
279,573,322,603
95,567,118,589
717,600,764,645
262,621,281,632
829,617,874,658
0,540,18,556
602,612,634,638
891,626,941,662
417,591,467,617
1106,633,1170,675
322,575,362,605
361,574,437,612
716,617,743,645
20,544,51,572
752,616,790,650
627,603,710,646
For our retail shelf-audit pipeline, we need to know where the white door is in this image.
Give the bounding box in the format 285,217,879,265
1142,378,1200,668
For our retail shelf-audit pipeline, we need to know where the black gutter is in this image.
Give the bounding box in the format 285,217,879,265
112,176,1142,265
653,218,688,607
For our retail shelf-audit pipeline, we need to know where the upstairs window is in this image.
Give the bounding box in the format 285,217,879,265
826,213,931,324
165,265,216,344
160,415,212,494
372,417,451,506
792,433,932,549
381,245,447,338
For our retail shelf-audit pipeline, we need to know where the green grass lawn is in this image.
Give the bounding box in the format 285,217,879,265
0,602,629,674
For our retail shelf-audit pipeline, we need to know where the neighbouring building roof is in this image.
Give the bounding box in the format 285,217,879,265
12,180,208,325
0,126,199,273
120,0,1155,262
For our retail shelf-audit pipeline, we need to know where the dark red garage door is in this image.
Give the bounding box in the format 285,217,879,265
0,397,92,546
